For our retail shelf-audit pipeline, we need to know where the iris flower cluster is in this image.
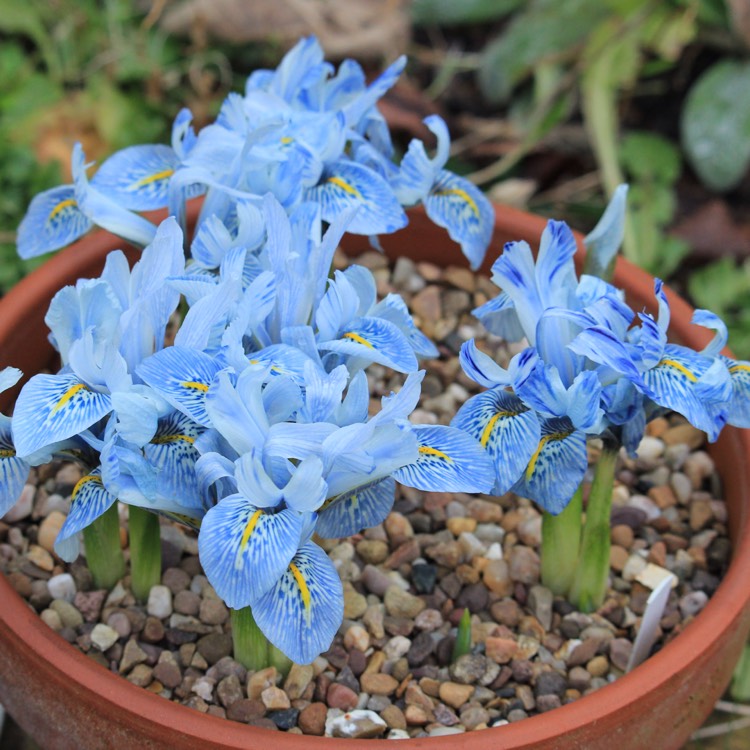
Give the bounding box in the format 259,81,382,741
453,187,750,515
0,38,497,665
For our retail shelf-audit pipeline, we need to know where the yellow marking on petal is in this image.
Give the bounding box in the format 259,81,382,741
248,358,284,374
134,169,174,187
433,188,479,217
239,509,264,552
51,383,90,415
181,381,209,392
0,449,16,458
342,332,373,349
525,432,570,482
658,358,698,382
730,364,750,374
150,434,195,445
281,136,294,144
418,445,451,461
327,176,362,199
479,411,517,448
48,198,77,221
71,474,103,501
289,561,312,613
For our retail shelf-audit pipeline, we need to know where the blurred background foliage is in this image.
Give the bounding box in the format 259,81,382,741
0,0,749,357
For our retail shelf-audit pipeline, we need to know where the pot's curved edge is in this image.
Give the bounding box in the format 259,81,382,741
0,203,748,750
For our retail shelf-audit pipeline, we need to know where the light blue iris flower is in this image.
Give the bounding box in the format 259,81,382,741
455,188,742,515
0,368,30,518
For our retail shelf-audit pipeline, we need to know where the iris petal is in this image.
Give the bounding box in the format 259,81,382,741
137,347,224,427
13,374,112,458
425,170,493,270
54,469,117,562
451,387,540,495
198,495,303,609
0,418,29,517
252,540,344,665
394,424,494,493
318,316,418,373
315,477,395,538
91,145,178,211
514,417,587,515
17,185,93,259
307,161,407,235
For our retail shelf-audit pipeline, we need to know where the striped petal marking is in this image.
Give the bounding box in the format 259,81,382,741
12,374,112,459
318,316,418,373
137,347,224,427
315,477,395,538
144,412,205,510
0,421,29,517
252,541,344,665
727,359,750,428
451,387,540,495
514,417,587,515
54,468,117,562
393,424,495,493
197,494,303,609
90,144,178,211
425,170,493,270
17,185,93,259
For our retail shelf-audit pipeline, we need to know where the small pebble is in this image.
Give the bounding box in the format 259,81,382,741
147,585,173,619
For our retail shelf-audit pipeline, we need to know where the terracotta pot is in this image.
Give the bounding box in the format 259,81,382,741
1,204,749,750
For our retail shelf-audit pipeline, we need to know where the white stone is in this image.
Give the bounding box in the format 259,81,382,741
635,563,678,591
47,573,77,603
621,553,648,582
383,635,411,661
636,436,664,461
325,709,386,739
90,624,119,652
147,585,173,619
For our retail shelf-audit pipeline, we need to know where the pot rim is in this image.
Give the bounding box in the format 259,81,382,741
1,203,748,748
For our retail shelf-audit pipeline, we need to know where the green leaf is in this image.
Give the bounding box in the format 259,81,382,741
451,608,472,663
681,60,750,192
478,0,609,103
620,132,681,184
412,0,522,25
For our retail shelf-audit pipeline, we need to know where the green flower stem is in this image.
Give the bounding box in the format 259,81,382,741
569,447,619,613
128,506,162,603
231,606,270,671
541,486,583,596
82,502,125,590
269,643,293,678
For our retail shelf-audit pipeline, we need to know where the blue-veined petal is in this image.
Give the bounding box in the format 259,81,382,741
370,370,424,426
0,417,29,518
643,344,730,441
451,387,540,495
316,477,395,538
392,115,449,205
334,369,369,426
91,145,178,211
583,184,628,278
195,450,238,502
394,424,494,493
693,309,728,358
283,456,327,513
111,387,169,447
144,411,205,511
342,54,405,125
299,363,348,423
137,347,224,427
425,170,493,270
13,373,112,458
726,358,750,428
234,451,283,508
72,144,157,247
247,345,315,386
514,417,586,515
54,468,117,562
315,270,362,342
536,220,579,309
307,161,407,235
261,375,303,424
319,316,418,373
459,339,512,388
204,369,270,455
0,367,22,395
472,290,526,342
569,326,645,388
566,370,605,433
252,540,344,665
198,494,303,608
17,185,93,259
